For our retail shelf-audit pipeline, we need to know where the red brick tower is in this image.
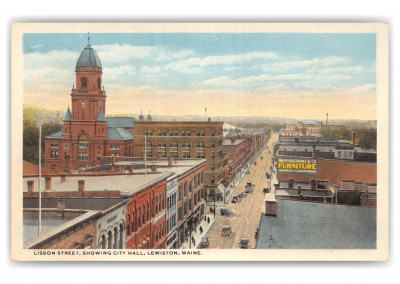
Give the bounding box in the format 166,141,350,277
61,37,108,169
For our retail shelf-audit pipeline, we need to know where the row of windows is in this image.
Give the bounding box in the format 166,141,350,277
80,77,101,89
78,152,89,161
178,191,202,221
146,141,208,149
168,214,176,233
126,193,167,236
50,143,59,148
144,129,218,137
78,140,88,149
178,172,204,201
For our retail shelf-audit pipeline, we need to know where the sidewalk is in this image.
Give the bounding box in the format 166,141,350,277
180,214,217,249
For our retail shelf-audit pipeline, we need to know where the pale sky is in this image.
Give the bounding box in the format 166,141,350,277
23,33,376,120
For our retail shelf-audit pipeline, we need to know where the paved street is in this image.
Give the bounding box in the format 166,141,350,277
205,133,278,249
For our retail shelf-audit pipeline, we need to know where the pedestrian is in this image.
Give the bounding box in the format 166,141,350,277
204,215,207,221
207,217,210,224
199,226,203,233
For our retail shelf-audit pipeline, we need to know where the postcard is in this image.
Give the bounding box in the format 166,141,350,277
11,23,389,261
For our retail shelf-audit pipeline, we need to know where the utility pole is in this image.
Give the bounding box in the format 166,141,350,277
38,123,42,236
144,134,147,182
213,196,216,219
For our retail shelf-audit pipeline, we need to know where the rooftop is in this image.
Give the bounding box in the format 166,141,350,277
256,199,376,249
223,138,246,146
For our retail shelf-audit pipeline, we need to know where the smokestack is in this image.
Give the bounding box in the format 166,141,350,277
168,157,173,167
288,179,294,190
78,180,85,194
45,177,52,191
27,180,34,194
57,199,65,218
313,149,319,159
326,113,328,125
311,179,317,191
352,132,357,145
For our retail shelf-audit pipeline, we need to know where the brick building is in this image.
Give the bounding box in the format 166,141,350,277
223,137,251,170
132,119,228,197
44,40,134,174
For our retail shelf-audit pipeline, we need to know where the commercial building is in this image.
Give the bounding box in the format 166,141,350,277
222,137,251,170
44,39,135,174
256,199,376,249
23,197,130,249
132,119,228,197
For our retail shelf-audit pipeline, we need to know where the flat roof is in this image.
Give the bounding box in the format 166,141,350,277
23,159,206,196
256,199,376,249
223,138,246,146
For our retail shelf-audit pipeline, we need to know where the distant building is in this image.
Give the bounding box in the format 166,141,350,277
44,40,135,174
223,138,250,170
280,121,323,137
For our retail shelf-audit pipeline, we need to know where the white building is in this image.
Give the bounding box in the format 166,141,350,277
166,177,178,248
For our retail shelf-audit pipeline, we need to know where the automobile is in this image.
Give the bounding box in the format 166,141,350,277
239,238,250,248
246,170,250,174
221,225,231,237
265,173,270,179
231,196,238,203
220,207,231,216
245,188,250,193
263,187,270,193
254,162,257,165
245,181,252,188
200,236,210,248
260,156,263,160
238,193,244,198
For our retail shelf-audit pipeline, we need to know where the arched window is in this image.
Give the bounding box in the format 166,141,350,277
196,141,205,149
113,227,118,249
181,130,186,136
144,129,148,135
158,130,162,136
101,235,106,249
163,129,167,136
196,130,200,136
97,78,101,89
81,77,87,88
107,231,113,249
187,130,191,136
170,141,178,149
158,141,166,148
148,130,153,136
211,141,215,148
119,224,124,249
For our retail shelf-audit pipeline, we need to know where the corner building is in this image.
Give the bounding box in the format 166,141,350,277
44,41,134,173
133,119,226,197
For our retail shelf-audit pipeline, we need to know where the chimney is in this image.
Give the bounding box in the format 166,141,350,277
27,180,34,195
128,165,134,173
326,113,328,125
231,137,236,143
57,199,65,218
311,179,317,191
45,177,52,191
352,132,357,145
288,179,294,190
151,165,157,173
61,175,66,183
168,157,173,167
313,149,319,159
78,180,85,194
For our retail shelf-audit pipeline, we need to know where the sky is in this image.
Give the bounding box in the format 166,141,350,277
23,33,376,120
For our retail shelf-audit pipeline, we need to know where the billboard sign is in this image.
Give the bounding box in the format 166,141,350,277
277,158,318,174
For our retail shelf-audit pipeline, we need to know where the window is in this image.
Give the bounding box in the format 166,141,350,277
181,130,186,136
211,163,215,171
201,131,205,136
79,140,88,149
142,205,145,224
50,143,59,148
111,145,120,150
170,141,178,149
51,151,59,159
149,130,153,136
196,141,205,149
196,130,200,136
138,207,141,227
81,77,87,88
187,130,191,136
97,78,101,89
211,152,215,159
163,130,167,136
158,130,162,136
65,152,69,160
189,181,193,192
78,152,88,161
132,212,135,232
179,185,183,201
196,152,205,158
175,130,178,136
211,130,215,136
211,176,215,185
184,182,187,197
144,129,148,135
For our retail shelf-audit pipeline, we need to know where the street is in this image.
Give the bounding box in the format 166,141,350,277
206,133,278,249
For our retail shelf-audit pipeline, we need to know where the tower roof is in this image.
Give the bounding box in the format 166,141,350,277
97,108,106,121
64,107,71,121
76,44,102,68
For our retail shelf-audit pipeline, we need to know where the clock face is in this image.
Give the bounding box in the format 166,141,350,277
81,102,86,108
